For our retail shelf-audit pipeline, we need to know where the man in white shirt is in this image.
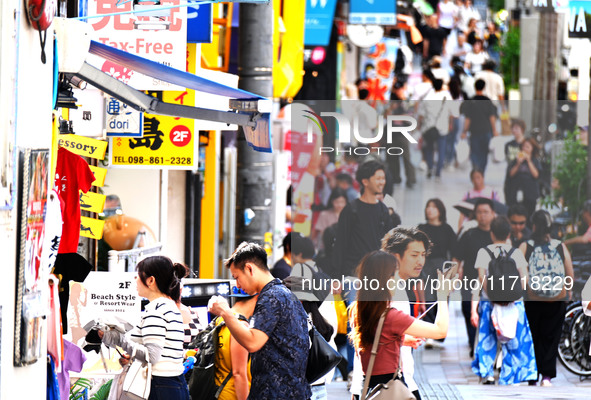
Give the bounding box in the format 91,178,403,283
451,32,472,62
418,79,456,179
475,60,505,109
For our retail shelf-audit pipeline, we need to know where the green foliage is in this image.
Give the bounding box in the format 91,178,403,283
489,0,505,12
70,378,93,400
552,130,588,224
90,380,113,400
499,27,520,90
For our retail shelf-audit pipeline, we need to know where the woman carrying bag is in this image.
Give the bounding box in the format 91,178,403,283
100,256,190,400
349,251,451,399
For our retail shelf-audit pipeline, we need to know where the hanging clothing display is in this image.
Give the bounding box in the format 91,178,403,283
48,274,63,373
54,147,95,254
40,189,63,279
47,355,61,400
52,253,93,334
56,339,87,400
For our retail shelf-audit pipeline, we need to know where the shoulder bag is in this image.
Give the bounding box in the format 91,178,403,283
120,347,152,400
361,309,416,400
422,97,447,143
306,321,343,383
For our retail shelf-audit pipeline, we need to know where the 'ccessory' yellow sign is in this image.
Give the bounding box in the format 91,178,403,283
58,134,108,160
109,91,197,169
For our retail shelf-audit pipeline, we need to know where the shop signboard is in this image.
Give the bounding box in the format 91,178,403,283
349,0,396,25
89,165,107,187
67,272,141,347
57,134,108,160
80,215,106,239
569,0,591,38
86,0,187,90
187,3,213,43
304,0,338,46
105,96,144,137
79,190,106,214
533,0,569,12
109,91,198,169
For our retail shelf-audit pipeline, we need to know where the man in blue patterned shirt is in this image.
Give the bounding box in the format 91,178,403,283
209,242,312,400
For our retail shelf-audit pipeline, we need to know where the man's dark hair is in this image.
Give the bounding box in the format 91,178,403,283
474,197,494,213
335,173,353,186
355,160,385,189
482,60,496,71
470,168,484,180
381,227,431,257
490,216,511,241
433,78,444,91
292,234,316,260
475,79,486,92
510,118,526,132
507,204,528,219
225,242,269,271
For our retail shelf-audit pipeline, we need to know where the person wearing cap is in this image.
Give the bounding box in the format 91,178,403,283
271,233,292,280
208,242,311,400
564,200,591,248
214,287,258,400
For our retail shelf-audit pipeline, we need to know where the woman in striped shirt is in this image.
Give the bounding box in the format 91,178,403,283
100,256,190,400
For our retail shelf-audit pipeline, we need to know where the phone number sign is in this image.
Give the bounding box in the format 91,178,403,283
109,91,197,169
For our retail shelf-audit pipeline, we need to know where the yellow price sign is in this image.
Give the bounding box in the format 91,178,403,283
80,216,106,240
80,191,106,214
110,91,197,169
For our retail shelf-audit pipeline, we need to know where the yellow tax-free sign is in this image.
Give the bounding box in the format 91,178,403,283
110,91,197,169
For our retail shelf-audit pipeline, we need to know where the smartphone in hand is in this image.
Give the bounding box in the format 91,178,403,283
440,261,458,280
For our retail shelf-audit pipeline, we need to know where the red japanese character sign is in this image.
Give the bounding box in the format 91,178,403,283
88,0,187,90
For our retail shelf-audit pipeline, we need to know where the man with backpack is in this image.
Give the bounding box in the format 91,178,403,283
208,242,311,400
333,160,394,282
471,216,538,385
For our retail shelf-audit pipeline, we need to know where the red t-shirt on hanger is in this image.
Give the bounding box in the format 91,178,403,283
54,147,95,254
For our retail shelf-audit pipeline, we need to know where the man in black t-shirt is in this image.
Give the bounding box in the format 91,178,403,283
333,160,394,280
422,15,448,62
453,198,495,357
460,79,498,173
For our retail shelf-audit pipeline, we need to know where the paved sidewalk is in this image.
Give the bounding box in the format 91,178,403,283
325,151,591,399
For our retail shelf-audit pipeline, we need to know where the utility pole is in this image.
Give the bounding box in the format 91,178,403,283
235,3,275,248
532,11,558,144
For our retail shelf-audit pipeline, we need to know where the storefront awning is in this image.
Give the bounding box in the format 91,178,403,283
55,18,272,153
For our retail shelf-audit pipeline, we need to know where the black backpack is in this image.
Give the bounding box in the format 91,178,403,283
188,315,248,400
484,247,524,305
